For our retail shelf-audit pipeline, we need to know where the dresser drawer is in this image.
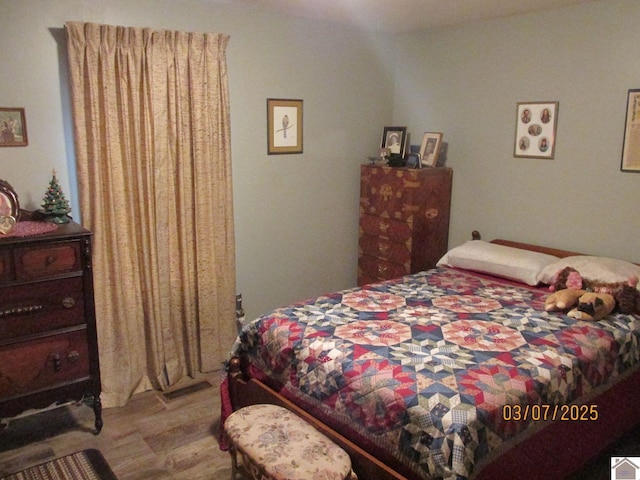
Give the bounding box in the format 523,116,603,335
0,250,11,283
0,328,90,399
360,166,422,221
0,276,85,341
358,254,409,283
14,241,82,281
359,214,412,242
359,234,411,265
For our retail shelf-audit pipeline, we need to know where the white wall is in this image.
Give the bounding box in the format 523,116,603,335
0,0,393,320
3,0,638,324
393,0,640,262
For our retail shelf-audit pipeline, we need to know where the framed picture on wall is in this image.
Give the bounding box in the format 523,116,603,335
0,108,28,147
381,126,407,159
419,132,443,167
267,98,303,154
620,89,640,172
514,101,558,159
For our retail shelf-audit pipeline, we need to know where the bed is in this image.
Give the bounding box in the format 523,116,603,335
221,234,640,480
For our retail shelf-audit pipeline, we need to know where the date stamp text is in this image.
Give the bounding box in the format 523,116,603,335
502,404,598,422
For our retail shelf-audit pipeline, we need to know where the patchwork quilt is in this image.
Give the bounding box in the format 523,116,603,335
230,268,640,480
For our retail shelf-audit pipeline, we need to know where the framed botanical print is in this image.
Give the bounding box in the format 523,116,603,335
514,101,558,159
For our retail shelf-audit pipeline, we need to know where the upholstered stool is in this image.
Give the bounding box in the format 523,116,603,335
224,403,356,480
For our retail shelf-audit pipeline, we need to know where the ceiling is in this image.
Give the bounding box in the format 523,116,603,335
212,0,600,33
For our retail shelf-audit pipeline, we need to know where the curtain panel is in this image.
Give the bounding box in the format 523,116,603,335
65,22,236,407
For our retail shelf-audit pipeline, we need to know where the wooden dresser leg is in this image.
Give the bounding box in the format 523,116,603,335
93,395,103,434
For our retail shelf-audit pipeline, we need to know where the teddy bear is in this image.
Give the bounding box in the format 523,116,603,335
546,265,640,318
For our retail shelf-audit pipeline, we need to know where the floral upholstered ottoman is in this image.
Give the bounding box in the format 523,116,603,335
224,404,356,480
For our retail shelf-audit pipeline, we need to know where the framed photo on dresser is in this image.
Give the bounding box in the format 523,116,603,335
381,126,407,159
420,132,443,167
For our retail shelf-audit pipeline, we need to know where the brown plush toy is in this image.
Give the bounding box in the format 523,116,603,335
545,289,585,311
548,266,640,315
567,292,616,321
545,289,616,321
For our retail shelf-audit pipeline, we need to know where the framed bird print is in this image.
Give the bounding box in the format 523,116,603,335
267,98,303,154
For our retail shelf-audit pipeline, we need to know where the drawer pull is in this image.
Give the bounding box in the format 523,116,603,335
62,297,76,308
67,351,80,363
0,304,44,317
51,354,62,372
46,255,57,266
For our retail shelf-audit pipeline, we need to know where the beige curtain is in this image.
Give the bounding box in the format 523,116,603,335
65,22,236,407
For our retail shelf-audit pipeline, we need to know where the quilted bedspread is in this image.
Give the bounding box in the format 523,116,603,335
230,268,640,480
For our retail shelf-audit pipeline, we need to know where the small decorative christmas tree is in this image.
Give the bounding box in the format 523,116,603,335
40,170,71,223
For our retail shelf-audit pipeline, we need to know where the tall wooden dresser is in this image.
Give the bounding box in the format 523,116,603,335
0,220,102,433
358,165,453,286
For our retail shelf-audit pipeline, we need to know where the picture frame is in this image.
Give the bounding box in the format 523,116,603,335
419,132,443,167
267,98,303,154
381,126,407,159
0,108,28,147
514,101,558,159
405,153,421,169
620,89,640,172
0,178,20,234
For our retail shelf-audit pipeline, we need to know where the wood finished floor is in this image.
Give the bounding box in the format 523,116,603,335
1,370,639,480
0,372,242,479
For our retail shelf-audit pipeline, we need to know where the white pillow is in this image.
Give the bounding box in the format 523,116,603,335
538,256,640,286
437,240,559,286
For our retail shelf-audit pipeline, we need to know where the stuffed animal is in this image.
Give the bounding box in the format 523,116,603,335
567,291,615,321
544,288,585,311
548,266,640,315
545,288,615,321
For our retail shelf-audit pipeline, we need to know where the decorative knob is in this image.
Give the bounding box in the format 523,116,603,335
62,297,76,308
46,255,56,265
425,208,439,219
67,351,80,363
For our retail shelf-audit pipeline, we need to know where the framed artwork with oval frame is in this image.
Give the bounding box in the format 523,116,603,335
0,179,20,234
514,101,558,159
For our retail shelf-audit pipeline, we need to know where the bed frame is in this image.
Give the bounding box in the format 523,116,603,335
227,233,640,480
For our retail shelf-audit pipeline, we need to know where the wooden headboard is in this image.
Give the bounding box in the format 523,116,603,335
472,230,583,258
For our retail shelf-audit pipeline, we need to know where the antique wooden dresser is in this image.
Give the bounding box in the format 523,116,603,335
358,165,453,286
0,220,102,433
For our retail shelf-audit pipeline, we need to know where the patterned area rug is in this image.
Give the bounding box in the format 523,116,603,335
1,449,118,480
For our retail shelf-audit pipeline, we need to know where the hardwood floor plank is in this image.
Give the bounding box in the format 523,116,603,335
0,372,237,479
